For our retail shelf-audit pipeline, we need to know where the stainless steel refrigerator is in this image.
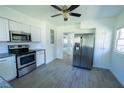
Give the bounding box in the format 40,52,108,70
73,33,95,70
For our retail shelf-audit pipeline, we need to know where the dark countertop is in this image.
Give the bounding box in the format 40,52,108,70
0,53,15,59
0,49,45,59
30,49,45,52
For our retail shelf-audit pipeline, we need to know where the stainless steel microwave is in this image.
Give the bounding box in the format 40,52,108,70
10,31,31,42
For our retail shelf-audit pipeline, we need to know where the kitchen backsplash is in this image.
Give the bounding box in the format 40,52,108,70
0,42,8,53
29,42,45,49
0,42,45,53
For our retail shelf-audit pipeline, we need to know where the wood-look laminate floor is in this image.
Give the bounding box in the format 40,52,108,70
10,54,122,88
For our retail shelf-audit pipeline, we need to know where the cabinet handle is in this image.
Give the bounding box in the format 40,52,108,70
0,60,7,62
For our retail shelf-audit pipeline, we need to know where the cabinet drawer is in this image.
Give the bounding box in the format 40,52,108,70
36,51,44,55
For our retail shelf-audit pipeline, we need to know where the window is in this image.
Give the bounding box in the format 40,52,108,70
50,29,54,44
115,28,124,53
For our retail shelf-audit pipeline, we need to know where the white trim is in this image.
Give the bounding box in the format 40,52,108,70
114,27,124,54
113,49,124,55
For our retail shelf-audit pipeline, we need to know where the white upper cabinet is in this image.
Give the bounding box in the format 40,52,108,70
22,23,30,33
9,20,22,32
30,26,41,42
0,18,9,41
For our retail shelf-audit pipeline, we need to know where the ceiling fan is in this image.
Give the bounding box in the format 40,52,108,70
51,5,81,21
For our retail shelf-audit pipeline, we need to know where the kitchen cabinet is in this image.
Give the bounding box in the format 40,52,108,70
0,56,17,81
9,20,22,32
30,26,41,42
22,23,30,33
0,18,9,41
36,50,45,67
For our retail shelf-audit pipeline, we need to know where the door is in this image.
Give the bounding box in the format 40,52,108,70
80,33,95,69
9,20,22,32
30,26,41,42
73,34,82,67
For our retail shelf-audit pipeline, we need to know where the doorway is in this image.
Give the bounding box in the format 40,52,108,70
63,32,74,65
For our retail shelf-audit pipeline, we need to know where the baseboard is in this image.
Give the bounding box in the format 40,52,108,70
110,69,124,87
93,65,110,70
46,58,59,64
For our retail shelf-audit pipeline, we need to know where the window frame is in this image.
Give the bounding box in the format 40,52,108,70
115,27,124,54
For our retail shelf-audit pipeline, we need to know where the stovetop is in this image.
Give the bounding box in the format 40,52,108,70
8,45,37,56
10,50,36,56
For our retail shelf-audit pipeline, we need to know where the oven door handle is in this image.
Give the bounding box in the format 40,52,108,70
18,53,36,58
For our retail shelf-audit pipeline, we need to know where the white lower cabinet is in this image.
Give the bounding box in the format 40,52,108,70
0,56,17,81
36,51,45,67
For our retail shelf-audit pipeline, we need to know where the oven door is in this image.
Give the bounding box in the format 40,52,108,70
17,53,36,69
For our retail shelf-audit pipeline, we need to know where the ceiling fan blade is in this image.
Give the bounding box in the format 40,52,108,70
51,5,62,11
69,13,81,17
51,14,62,17
67,5,79,11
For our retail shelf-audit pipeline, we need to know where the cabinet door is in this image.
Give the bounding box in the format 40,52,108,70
0,18,9,41
22,24,30,33
0,56,17,81
30,26,41,42
36,51,45,67
9,20,22,32
8,56,17,80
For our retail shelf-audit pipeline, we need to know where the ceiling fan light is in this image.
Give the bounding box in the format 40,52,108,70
51,5,81,21
64,18,68,21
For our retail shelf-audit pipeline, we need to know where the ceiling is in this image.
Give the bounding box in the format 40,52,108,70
6,5,124,26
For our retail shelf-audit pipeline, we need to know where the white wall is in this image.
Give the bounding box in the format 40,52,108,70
56,17,115,69
32,21,57,64
42,22,57,63
110,11,124,86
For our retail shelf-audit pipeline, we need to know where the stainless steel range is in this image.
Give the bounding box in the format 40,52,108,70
8,45,36,77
